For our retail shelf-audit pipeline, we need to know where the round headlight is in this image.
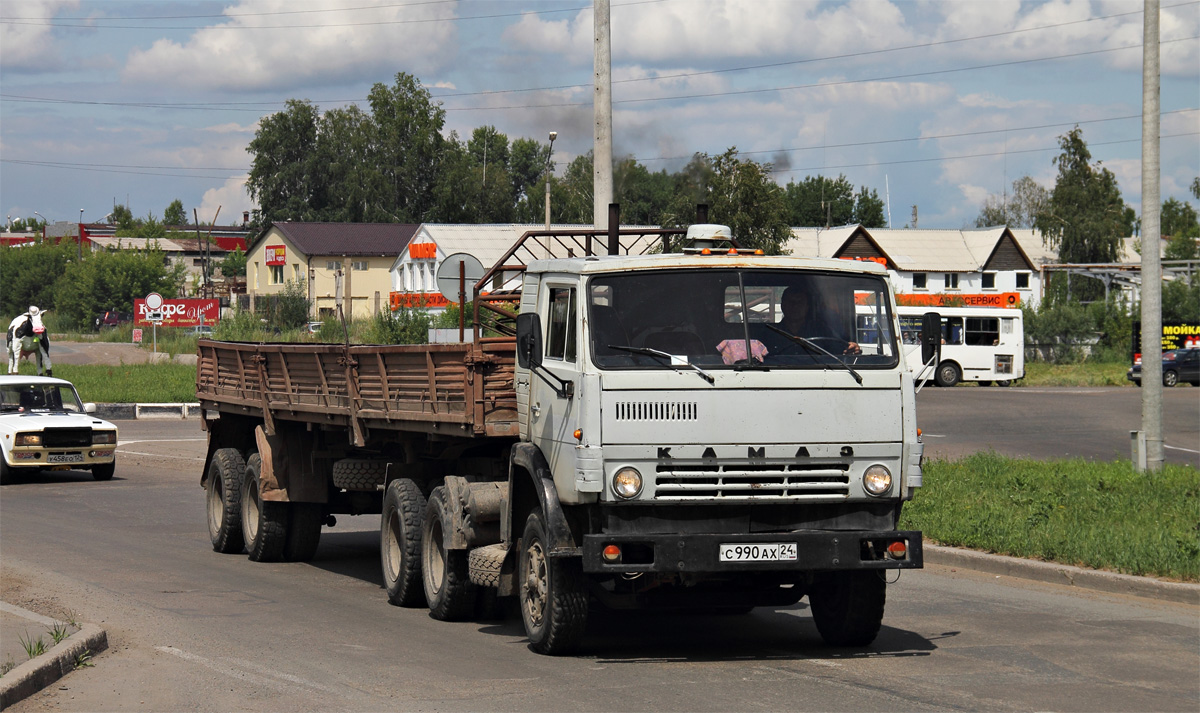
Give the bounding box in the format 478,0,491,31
863,464,892,496
612,467,643,499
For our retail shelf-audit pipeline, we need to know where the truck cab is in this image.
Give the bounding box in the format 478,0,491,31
507,227,925,652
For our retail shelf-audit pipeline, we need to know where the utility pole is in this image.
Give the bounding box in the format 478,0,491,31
545,131,558,231
593,0,613,231
1138,0,1163,472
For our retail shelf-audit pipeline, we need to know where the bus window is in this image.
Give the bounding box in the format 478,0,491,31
965,317,1000,346
899,315,922,344
941,317,963,345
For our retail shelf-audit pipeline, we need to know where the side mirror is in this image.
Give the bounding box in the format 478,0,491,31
516,313,543,369
921,312,941,366
84,403,97,414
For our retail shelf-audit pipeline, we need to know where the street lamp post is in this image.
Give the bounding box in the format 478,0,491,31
544,131,557,232
33,212,45,242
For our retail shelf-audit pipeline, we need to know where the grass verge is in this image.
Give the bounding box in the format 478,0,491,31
1017,361,1133,387
901,452,1200,581
49,363,197,403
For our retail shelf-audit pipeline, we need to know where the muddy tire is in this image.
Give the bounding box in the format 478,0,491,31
331,459,388,491
206,448,245,554
241,454,290,562
284,503,323,562
381,478,427,607
520,510,588,655
91,461,115,481
808,571,886,647
421,485,476,620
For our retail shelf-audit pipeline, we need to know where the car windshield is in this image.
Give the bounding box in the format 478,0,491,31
0,383,85,413
588,268,898,370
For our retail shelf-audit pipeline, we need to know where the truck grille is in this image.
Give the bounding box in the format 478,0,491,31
653,462,850,500
42,428,92,448
614,401,698,422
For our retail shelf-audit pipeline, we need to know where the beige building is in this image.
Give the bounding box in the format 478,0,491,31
246,222,418,320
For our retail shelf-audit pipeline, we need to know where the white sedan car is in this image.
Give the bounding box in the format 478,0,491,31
0,375,118,483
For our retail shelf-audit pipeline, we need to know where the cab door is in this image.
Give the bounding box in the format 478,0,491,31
528,281,582,490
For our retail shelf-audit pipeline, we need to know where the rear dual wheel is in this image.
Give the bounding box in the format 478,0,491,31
382,478,427,607
421,486,477,620
241,454,290,562
206,448,246,554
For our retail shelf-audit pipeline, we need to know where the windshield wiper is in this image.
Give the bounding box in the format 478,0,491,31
608,345,715,384
765,325,863,385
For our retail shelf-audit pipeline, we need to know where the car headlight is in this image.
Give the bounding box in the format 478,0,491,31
863,464,892,496
612,467,643,499
92,431,117,445
14,433,42,447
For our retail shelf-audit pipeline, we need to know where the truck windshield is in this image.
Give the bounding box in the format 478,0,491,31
588,269,898,370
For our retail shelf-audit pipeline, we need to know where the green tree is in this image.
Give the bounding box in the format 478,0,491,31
555,152,596,224
510,137,554,217
246,99,323,224
111,203,135,230
784,174,855,227
0,240,77,318
430,133,482,223
1034,128,1134,301
164,199,188,226
217,247,247,277
314,104,376,222
707,148,791,255
853,186,886,228
975,176,1049,228
364,72,446,223
466,126,515,222
614,158,674,225
51,245,186,327
1160,198,1199,238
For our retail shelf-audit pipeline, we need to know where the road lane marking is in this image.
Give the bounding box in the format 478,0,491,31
118,439,205,445
156,646,339,696
118,450,204,461
1164,444,1200,454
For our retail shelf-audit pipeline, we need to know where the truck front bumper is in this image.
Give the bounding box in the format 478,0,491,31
581,530,922,574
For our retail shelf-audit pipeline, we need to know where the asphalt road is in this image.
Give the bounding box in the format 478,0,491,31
916,385,1199,468
1,392,1198,712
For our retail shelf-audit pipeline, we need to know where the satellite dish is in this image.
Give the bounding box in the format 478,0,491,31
436,253,485,304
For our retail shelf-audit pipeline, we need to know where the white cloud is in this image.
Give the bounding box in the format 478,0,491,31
0,0,79,72
122,0,459,92
199,175,254,223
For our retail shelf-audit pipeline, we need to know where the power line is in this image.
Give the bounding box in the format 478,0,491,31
769,131,1199,176
0,0,461,22
0,1,665,30
638,109,1198,163
5,36,1193,115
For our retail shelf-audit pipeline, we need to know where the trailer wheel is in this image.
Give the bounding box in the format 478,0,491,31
421,485,476,620
241,454,290,562
934,361,961,387
808,571,886,647
382,478,427,607
284,503,323,562
519,510,588,655
331,458,389,491
206,448,246,554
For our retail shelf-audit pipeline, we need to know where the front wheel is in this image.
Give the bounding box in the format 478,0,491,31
1163,370,1179,387
935,361,961,387
808,571,886,647
519,510,588,655
421,486,476,620
91,461,115,481
241,454,290,562
382,478,427,607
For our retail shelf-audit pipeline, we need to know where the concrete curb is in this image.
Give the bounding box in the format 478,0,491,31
925,544,1200,605
0,603,108,710
93,403,199,420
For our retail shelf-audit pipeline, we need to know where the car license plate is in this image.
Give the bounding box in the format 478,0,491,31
719,543,797,562
47,453,84,464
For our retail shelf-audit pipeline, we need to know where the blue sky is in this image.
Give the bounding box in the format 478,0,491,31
1,0,1197,232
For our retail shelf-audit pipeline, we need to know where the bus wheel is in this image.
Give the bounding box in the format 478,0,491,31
977,380,992,387
996,380,1011,387
935,362,961,387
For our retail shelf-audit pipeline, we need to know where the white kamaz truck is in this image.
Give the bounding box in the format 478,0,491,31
197,224,933,655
